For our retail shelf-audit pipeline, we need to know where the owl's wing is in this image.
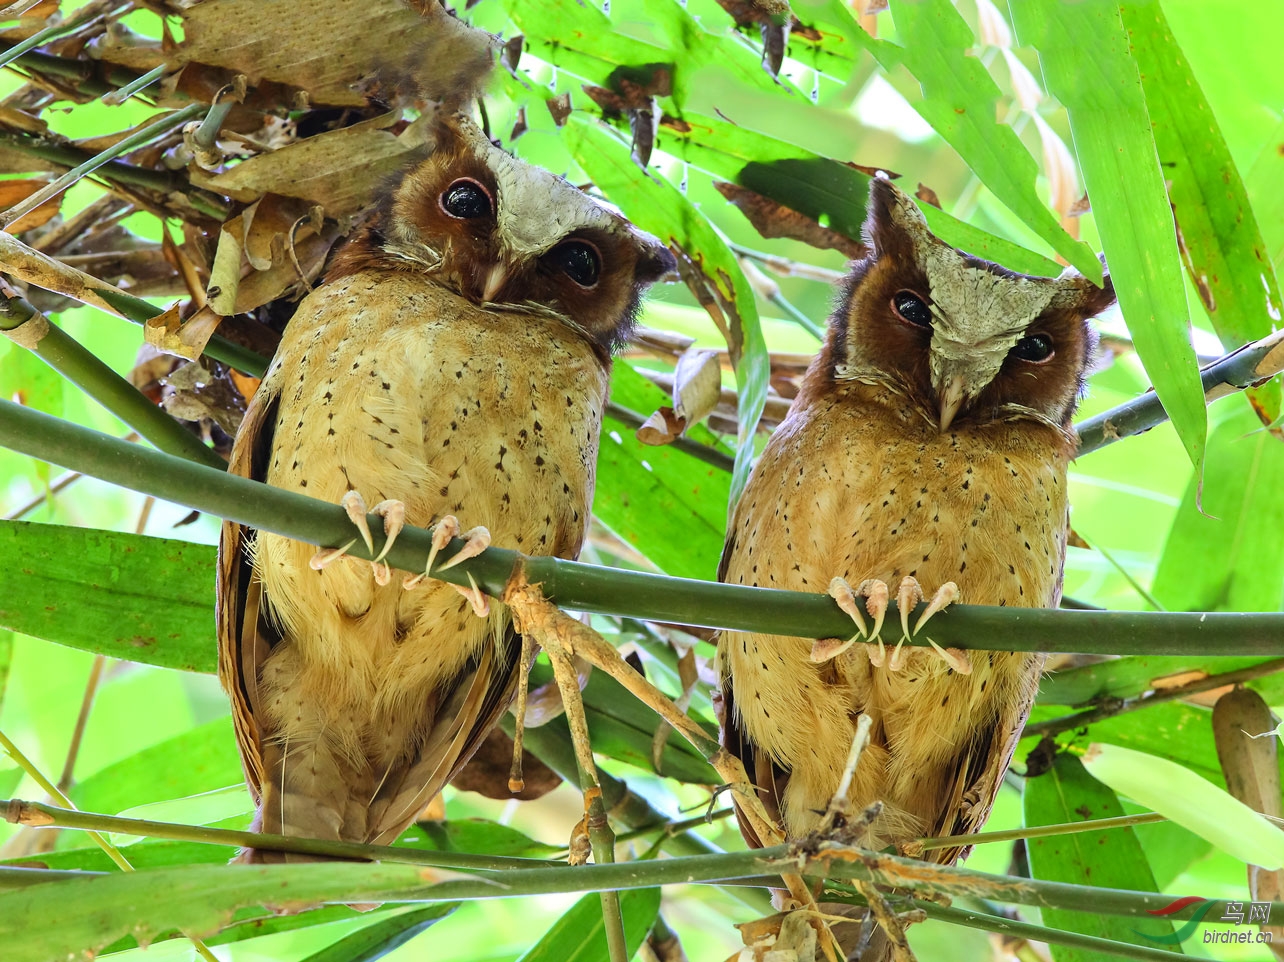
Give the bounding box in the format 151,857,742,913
215,380,283,804
366,624,521,845
930,653,1043,865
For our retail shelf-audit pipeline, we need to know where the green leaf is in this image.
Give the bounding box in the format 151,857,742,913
300,904,458,962
3,838,234,872
515,888,660,962
1009,0,1206,477
884,0,1099,280
0,629,11,711
1082,741,1284,869
1151,402,1284,612
597,362,729,579
0,520,216,672
529,658,719,784
563,115,769,507
401,819,561,859
1119,0,1283,427
1024,752,1179,959
71,717,242,815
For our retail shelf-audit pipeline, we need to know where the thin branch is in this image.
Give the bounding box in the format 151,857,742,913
910,811,1169,855
1,798,561,871
99,63,167,106
604,401,736,472
2,399,1284,655
1024,656,1284,737
4,467,80,519
3,810,1275,925
0,2,132,72
0,292,225,469
1076,329,1284,456
0,129,230,220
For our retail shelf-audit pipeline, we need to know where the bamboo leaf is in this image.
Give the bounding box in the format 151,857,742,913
598,362,729,579
1024,753,1179,959
71,717,242,814
1082,741,1284,869
563,115,769,506
884,0,1099,280
1037,654,1283,707
0,520,215,671
1008,0,1206,477
1118,0,1284,427
515,888,660,962
300,904,458,962
1151,403,1284,613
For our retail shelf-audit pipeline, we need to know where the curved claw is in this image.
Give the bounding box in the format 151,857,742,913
914,581,960,634
403,516,462,590
436,525,492,571
827,577,867,638
452,571,490,618
895,575,924,643
927,638,972,675
856,578,889,642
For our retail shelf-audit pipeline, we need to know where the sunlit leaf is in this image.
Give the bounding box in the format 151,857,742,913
1009,0,1206,477
515,888,660,962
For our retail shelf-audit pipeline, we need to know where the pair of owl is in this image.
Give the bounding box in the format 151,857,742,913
216,114,1115,911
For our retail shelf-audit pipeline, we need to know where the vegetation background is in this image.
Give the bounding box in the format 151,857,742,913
0,0,1282,960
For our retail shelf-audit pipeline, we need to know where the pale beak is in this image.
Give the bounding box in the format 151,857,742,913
482,263,508,302
937,374,966,432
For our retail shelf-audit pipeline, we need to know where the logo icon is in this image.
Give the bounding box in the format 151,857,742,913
1134,897,1274,946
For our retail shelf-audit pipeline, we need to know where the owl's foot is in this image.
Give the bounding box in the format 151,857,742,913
402,516,492,616
811,578,889,663
309,491,406,586
892,576,968,674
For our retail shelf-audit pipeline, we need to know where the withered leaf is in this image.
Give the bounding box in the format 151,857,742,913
0,178,61,233
450,728,561,801
714,181,867,258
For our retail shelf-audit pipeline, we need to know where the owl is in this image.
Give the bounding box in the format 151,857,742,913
216,113,674,860
718,178,1114,950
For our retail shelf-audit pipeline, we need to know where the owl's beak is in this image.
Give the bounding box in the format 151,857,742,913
937,375,966,432
482,263,509,303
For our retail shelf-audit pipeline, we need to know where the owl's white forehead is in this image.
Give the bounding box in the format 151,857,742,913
888,189,1057,344
474,133,621,259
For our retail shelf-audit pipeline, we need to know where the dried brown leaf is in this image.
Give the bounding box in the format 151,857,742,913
636,406,685,446
191,113,420,218
144,302,222,361
450,728,562,801
715,182,867,258
0,178,61,232
672,347,723,424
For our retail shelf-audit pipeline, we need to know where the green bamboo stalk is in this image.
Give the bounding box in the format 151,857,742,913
912,811,1169,854
0,293,225,469
2,399,1283,655
100,63,167,106
1,798,560,871
0,104,206,228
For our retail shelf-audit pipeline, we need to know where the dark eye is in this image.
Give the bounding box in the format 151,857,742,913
547,240,601,287
1012,333,1054,363
892,290,932,328
440,179,492,219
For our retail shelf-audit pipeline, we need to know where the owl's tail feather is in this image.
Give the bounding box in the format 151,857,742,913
821,901,898,962
236,738,364,864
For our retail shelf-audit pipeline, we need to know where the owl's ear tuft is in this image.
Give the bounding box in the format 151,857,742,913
635,242,677,284
862,177,921,264
1057,255,1117,318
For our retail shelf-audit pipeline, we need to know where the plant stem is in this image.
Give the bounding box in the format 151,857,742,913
1024,656,1284,737
911,811,1169,854
0,293,225,469
0,230,264,374
0,104,207,227
99,63,167,105
3,399,1284,655
0,798,563,871
0,2,131,71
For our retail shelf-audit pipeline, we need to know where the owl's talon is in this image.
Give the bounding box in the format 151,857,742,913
368,499,407,586
927,638,972,675
435,525,491,571
402,516,462,590
866,636,887,668
887,635,909,672
309,539,358,570
451,571,490,618
895,575,924,642
827,577,868,638
913,581,959,634
856,578,889,641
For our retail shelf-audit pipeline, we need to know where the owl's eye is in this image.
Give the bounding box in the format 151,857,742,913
892,290,932,328
547,240,601,287
440,179,493,219
1012,333,1054,363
